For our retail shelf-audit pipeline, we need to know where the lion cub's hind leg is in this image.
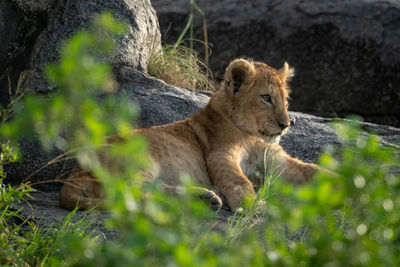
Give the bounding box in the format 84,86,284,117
59,166,105,210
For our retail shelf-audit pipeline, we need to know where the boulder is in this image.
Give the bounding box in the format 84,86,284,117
152,0,400,127
114,66,210,128
0,0,161,96
0,0,47,106
29,0,161,93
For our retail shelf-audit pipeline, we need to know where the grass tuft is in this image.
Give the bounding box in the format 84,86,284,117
226,151,281,243
148,45,215,92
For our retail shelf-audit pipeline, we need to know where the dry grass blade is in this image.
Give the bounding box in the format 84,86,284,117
148,45,215,92
1,71,31,122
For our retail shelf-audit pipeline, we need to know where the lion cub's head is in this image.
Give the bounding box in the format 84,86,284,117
222,58,293,143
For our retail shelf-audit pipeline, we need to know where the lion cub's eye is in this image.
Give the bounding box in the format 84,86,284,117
261,94,272,103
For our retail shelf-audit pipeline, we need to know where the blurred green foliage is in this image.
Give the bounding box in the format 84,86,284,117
0,13,133,155
263,119,400,266
0,12,399,267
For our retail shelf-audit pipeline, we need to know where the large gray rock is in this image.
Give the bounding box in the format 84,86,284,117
9,0,53,14
1,0,161,95
0,1,46,106
29,0,161,92
152,0,400,127
115,66,210,127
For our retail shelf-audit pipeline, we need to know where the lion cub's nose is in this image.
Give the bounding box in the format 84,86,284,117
278,122,289,130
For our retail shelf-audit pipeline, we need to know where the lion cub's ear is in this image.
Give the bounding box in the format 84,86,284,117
224,58,256,95
279,62,295,83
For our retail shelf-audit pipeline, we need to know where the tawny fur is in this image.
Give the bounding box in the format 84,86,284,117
60,59,319,211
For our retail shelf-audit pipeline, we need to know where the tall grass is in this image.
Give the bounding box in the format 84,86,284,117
0,143,96,266
174,0,210,66
148,45,214,91
148,0,214,91
226,150,282,243
1,71,30,123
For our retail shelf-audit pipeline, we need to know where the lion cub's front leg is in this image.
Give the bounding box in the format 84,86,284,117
261,143,319,184
206,143,320,211
207,149,256,211
280,157,319,184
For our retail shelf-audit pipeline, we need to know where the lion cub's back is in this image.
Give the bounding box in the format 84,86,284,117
136,121,211,187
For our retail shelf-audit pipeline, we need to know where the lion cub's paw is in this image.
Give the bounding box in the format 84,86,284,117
200,190,223,211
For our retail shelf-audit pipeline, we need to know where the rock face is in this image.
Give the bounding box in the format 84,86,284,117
114,66,210,128
29,0,161,92
152,0,400,127
0,0,161,97
0,1,47,106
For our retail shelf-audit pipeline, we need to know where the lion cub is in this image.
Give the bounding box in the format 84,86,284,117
60,59,319,211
